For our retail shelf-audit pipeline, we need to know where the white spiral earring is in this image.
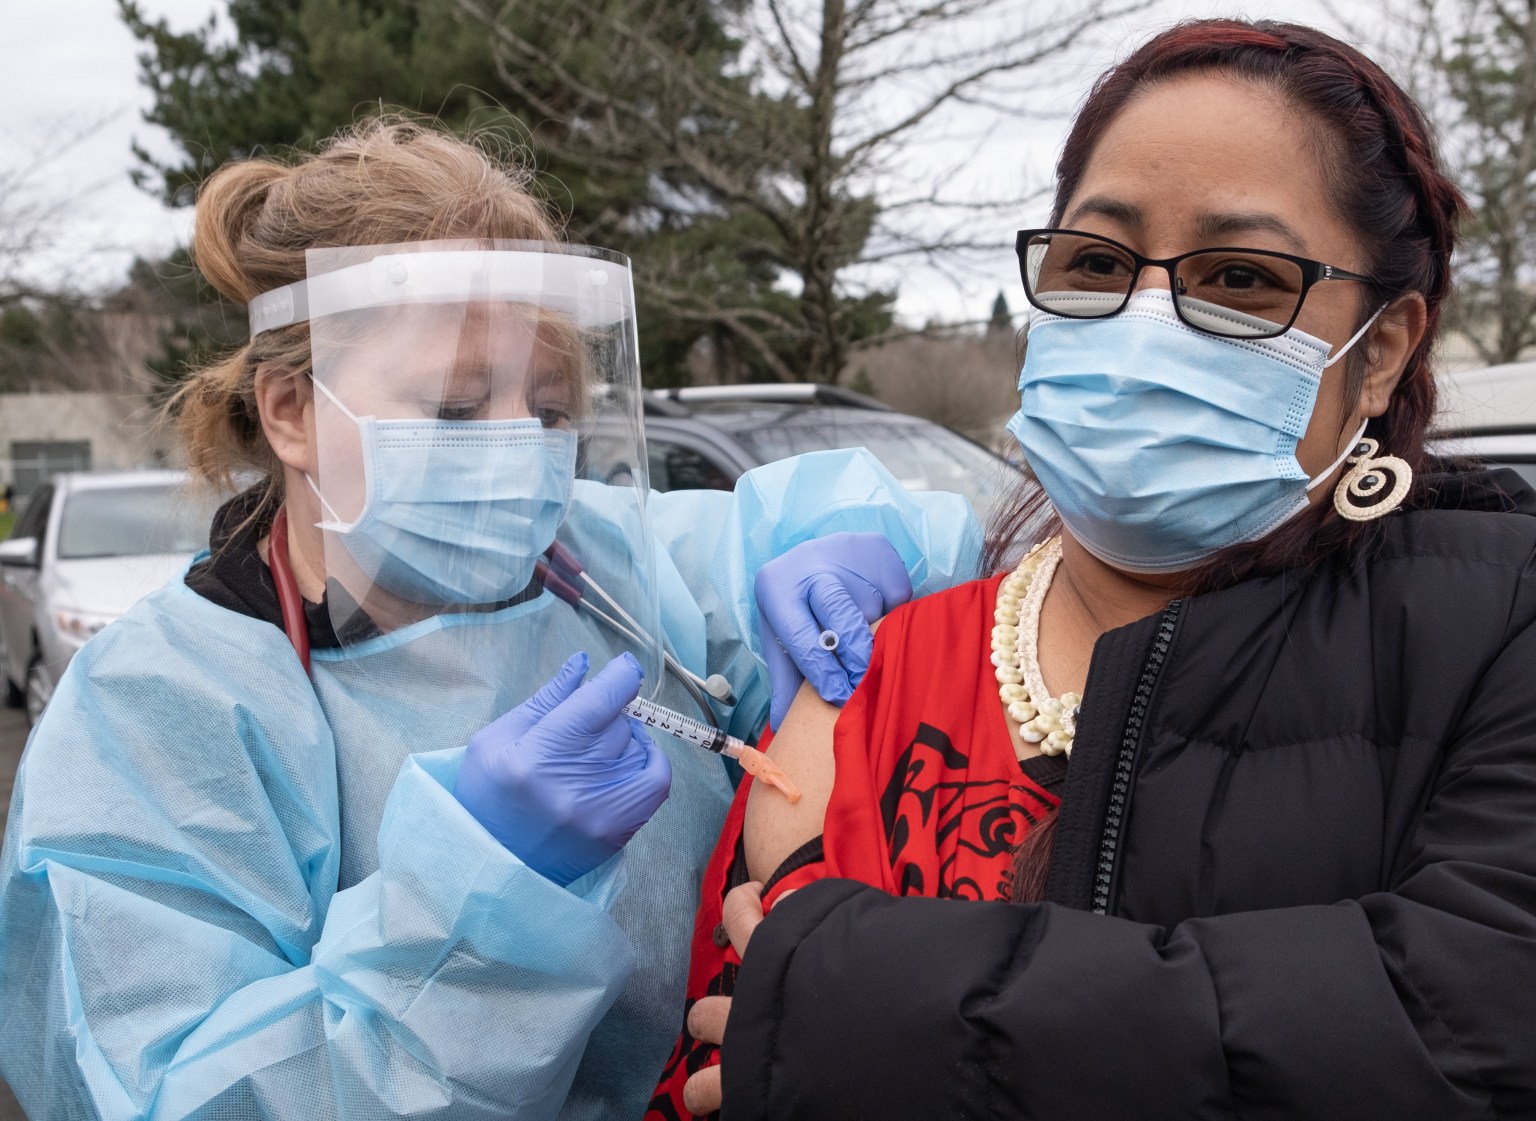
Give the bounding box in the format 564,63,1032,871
1333,436,1412,521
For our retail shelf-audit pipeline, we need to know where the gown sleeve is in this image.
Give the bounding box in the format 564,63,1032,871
719,551,1536,1120
648,448,982,741
0,594,635,1121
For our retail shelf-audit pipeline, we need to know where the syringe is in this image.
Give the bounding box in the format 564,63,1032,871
623,696,801,803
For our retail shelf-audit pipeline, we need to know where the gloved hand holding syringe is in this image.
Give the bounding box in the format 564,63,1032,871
623,696,801,804
456,653,797,888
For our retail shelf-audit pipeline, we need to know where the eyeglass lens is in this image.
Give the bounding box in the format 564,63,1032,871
1024,232,1306,339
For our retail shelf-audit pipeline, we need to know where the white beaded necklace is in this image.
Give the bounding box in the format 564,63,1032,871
991,538,1081,757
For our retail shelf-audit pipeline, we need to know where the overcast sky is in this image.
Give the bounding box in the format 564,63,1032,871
3,0,1365,325
3,1,215,292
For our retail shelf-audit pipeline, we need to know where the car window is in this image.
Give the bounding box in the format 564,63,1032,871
1426,434,1536,496
647,439,735,492
56,485,214,560
1489,461,1536,491
11,484,53,541
731,417,1018,518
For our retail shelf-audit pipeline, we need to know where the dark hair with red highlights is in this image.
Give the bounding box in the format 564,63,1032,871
1004,19,1470,903
988,18,1469,581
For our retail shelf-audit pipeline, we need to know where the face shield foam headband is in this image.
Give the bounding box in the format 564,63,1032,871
247,248,634,338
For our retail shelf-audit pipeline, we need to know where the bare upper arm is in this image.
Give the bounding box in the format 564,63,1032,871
743,681,838,884
743,618,885,885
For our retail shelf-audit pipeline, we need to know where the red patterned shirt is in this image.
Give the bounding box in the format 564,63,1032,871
648,576,1064,1119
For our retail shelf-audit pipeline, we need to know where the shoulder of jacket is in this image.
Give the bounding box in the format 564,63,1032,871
71,578,311,718
1379,507,1536,570
1188,512,1536,634
101,575,289,654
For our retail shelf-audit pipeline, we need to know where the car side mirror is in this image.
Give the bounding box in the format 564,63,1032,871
0,537,39,568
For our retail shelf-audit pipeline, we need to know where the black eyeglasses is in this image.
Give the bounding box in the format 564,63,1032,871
1016,228,1378,340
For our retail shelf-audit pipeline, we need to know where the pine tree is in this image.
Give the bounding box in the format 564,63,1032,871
117,0,810,384
988,291,1013,335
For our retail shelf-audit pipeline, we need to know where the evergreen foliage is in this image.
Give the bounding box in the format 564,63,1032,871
988,291,1012,334
117,0,887,384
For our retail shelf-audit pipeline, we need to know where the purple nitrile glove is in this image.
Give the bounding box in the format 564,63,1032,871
753,532,912,729
454,652,672,885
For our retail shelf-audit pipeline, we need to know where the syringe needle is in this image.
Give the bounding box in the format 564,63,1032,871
723,742,801,804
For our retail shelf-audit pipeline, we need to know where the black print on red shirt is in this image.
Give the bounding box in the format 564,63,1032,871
878,722,1050,900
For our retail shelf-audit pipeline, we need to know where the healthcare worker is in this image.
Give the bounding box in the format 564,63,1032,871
0,119,975,1121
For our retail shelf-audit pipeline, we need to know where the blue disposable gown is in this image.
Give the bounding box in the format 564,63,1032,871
0,450,980,1121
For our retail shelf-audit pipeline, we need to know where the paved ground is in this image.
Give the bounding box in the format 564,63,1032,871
1,703,28,1118
0,703,22,845
0,1068,19,1117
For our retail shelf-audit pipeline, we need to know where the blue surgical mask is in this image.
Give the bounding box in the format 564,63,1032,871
1007,289,1375,573
308,379,577,603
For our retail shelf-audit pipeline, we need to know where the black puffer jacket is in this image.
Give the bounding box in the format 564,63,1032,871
722,472,1536,1121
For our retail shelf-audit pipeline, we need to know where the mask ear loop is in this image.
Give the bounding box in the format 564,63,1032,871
305,375,365,531
1321,304,1386,369
310,375,364,422
1308,303,1387,488
1306,420,1370,491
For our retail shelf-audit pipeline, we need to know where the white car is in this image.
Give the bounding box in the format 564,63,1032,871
0,470,220,725
1431,359,1536,490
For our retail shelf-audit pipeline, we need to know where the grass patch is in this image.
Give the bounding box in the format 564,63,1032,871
0,512,13,540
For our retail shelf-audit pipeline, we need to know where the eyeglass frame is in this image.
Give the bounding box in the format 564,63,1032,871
1014,227,1380,341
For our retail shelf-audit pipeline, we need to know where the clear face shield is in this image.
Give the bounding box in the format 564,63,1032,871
254,240,662,689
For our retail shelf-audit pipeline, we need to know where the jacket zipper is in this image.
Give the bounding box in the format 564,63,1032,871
1091,600,1183,915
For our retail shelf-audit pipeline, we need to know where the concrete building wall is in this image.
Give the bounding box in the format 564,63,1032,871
0,391,180,495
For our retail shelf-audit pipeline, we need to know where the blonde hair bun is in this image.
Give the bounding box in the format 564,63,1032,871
172,116,563,500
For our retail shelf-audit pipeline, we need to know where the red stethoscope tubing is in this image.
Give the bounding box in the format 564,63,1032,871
269,506,312,675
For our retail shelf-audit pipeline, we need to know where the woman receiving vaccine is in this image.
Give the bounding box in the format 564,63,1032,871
669,20,1536,1120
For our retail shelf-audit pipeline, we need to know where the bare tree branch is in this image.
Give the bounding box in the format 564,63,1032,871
764,0,817,89
459,0,1144,383
1363,0,1536,364
0,114,122,309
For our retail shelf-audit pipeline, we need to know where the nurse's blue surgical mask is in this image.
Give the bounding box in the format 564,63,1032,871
308,377,577,603
1007,289,1378,573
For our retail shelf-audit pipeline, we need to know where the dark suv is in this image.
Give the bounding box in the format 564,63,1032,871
587,384,1023,524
